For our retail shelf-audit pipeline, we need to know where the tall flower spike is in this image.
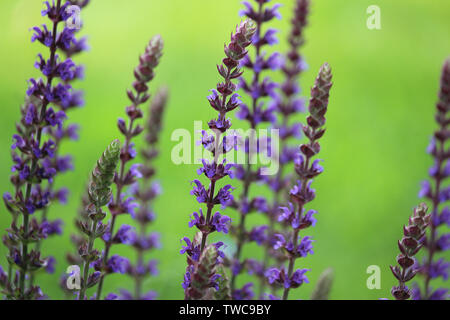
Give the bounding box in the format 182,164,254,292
2,0,87,299
267,63,333,300
93,35,163,300
390,203,431,300
230,0,282,300
181,20,256,300
258,0,310,298
31,0,90,286
415,58,450,300
114,87,169,300
77,140,121,300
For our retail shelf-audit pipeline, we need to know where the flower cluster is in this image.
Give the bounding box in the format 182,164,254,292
230,0,282,300
267,63,333,300
93,35,164,300
414,58,450,300
76,141,121,300
390,203,431,300
114,87,169,300
181,20,256,300
1,0,87,299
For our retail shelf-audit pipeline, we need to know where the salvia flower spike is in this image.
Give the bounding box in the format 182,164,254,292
390,203,430,300
267,63,333,300
258,0,310,298
230,0,282,299
181,20,256,300
2,0,87,300
415,58,450,300
30,0,89,288
118,87,169,300
94,35,164,300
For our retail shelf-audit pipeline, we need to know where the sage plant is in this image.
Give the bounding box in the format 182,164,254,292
116,87,169,300
230,0,282,299
2,0,86,299
30,0,90,288
181,20,256,300
415,58,450,300
390,203,430,300
94,35,164,300
266,63,333,300
257,0,310,298
77,140,121,300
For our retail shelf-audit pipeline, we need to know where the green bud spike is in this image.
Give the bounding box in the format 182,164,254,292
88,140,121,208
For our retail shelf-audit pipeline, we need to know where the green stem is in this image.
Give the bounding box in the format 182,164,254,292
96,214,116,300
282,228,299,300
79,217,99,300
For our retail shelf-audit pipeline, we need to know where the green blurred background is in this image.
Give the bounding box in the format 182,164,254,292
0,0,449,300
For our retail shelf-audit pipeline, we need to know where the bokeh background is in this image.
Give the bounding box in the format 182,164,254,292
0,0,449,300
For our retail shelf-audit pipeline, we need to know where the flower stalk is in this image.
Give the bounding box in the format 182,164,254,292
126,87,168,300
94,35,163,300
259,0,310,298
266,63,333,300
2,0,87,299
30,0,89,288
415,58,450,300
230,0,282,299
181,20,256,300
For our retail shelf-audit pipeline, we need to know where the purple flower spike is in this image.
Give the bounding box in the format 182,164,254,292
231,0,284,298
414,58,450,300
269,60,333,300
182,20,256,300
3,0,91,299
94,39,165,300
